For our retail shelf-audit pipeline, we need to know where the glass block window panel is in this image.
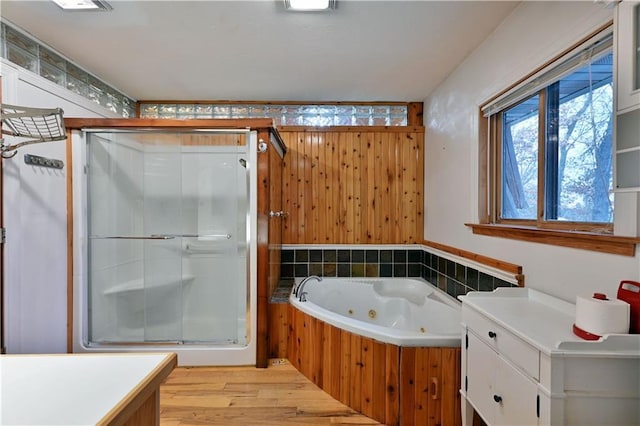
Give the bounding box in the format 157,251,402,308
140,104,158,118
6,43,37,72
0,21,136,118
196,105,214,117
40,61,65,85
5,26,37,55
40,47,65,70
139,102,408,127
231,105,250,117
210,105,229,118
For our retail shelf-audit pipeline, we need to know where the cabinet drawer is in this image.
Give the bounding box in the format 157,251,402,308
464,307,540,380
466,332,540,426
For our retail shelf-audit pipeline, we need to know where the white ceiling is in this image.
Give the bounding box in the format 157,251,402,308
1,0,519,102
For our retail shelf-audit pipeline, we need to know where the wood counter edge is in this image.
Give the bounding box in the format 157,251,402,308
98,352,178,426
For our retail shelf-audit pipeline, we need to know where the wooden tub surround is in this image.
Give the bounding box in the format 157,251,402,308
287,305,462,426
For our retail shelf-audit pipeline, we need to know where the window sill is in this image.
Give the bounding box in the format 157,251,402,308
465,223,640,257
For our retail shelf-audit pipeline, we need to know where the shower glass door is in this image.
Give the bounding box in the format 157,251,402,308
86,130,249,346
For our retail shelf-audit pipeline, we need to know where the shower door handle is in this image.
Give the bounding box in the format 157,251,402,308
90,235,176,240
90,234,231,240
177,234,231,239
269,211,287,218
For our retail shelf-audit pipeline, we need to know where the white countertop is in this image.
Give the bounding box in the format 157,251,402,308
0,352,176,425
460,288,640,356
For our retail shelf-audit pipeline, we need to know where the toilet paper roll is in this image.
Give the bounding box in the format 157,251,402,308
575,295,630,336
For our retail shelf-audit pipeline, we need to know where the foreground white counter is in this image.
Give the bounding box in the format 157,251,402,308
0,352,177,425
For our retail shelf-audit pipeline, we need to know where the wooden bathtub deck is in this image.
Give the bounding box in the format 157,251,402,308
159,359,382,425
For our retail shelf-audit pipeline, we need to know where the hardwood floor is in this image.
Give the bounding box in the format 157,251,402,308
160,359,382,425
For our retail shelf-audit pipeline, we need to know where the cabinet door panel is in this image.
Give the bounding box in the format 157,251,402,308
494,354,539,426
616,1,640,112
466,332,496,425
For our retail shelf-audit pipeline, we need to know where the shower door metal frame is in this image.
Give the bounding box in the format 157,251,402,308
65,118,283,366
80,128,253,348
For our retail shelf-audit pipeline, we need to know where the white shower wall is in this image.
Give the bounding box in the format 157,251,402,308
87,135,145,341
1,59,120,354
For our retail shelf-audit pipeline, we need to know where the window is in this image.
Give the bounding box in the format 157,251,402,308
138,102,409,127
485,30,614,232
0,21,136,117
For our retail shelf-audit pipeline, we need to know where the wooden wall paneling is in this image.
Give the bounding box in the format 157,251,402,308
274,148,283,287
376,132,389,243
399,347,416,426
364,132,375,243
350,132,359,243
355,132,366,243
344,132,354,243
372,340,387,423
256,129,270,368
390,132,400,242
299,312,310,378
282,133,294,244
294,131,302,243
287,305,294,367
303,133,313,242
360,337,375,418
321,322,340,399
308,132,317,243
369,132,380,243
407,102,424,126
356,131,364,243
295,307,304,371
267,303,288,359
397,132,407,242
442,348,462,426
284,306,460,426
291,132,305,245
311,316,324,386
302,313,311,378
287,305,299,369
416,131,425,239
292,133,302,242
267,138,283,298
362,132,371,243
329,325,342,399
280,127,428,244
316,132,326,244
318,133,336,244
333,132,343,243
385,344,400,426
404,132,419,243
400,132,411,243
414,348,430,425
339,329,352,406
349,333,362,412
427,348,443,426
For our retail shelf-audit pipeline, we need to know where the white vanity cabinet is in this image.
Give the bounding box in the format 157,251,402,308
460,288,640,426
616,0,640,113
615,1,640,192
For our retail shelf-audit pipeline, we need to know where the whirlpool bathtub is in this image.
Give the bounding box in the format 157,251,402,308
289,277,461,347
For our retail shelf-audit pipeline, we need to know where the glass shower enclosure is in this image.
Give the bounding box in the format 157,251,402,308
84,129,251,350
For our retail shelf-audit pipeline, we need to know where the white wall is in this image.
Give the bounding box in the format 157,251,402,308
1,59,119,353
424,2,640,303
